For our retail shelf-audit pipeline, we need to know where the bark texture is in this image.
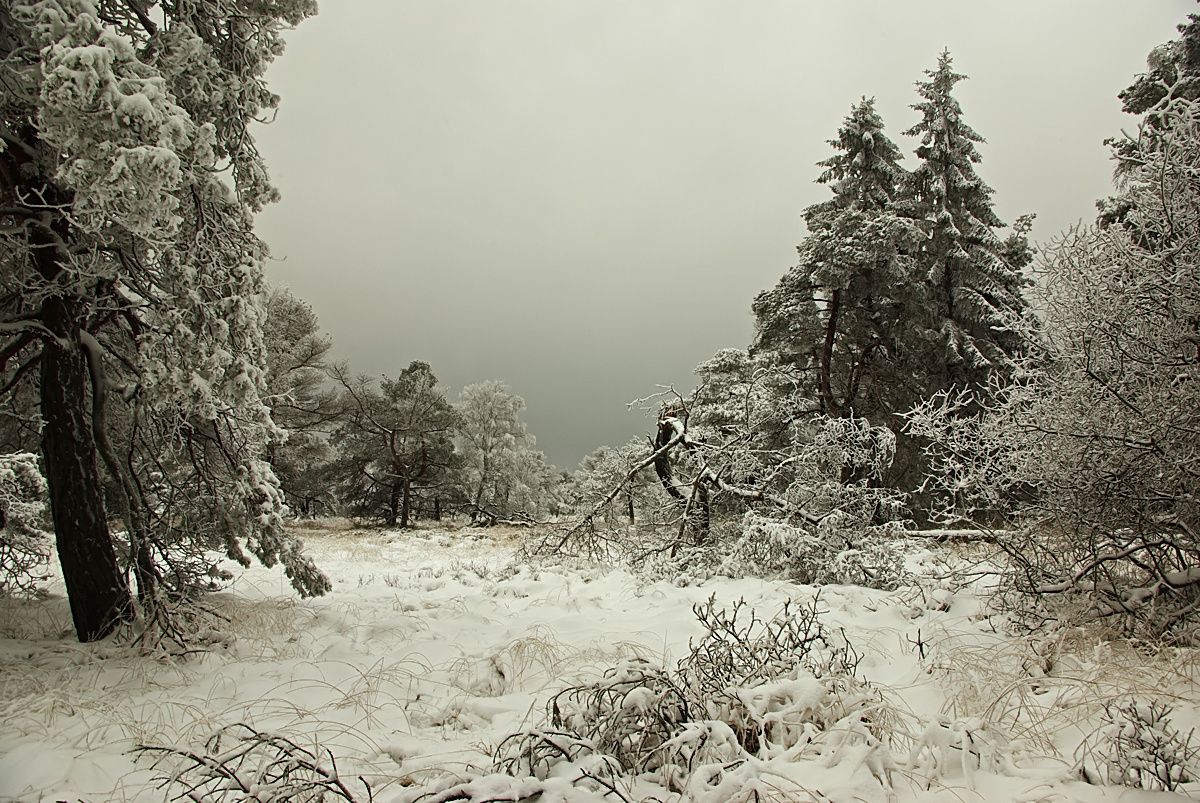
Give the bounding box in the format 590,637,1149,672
39,296,133,641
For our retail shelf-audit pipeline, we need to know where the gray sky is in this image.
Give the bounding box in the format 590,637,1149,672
253,1,1193,470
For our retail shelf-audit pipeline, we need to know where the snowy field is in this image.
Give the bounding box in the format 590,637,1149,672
0,524,1197,802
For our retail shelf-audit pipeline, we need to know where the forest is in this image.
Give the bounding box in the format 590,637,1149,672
3,2,1200,802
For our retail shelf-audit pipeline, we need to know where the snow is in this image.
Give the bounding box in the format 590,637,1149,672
0,524,1197,802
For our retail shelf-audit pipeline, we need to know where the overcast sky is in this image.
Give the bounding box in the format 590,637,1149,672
253,1,1193,470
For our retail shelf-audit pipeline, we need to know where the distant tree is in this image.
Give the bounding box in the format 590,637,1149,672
900,51,1032,390
454,381,550,523
573,440,658,527
262,287,338,517
0,0,328,640
331,361,457,528
499,446,560,522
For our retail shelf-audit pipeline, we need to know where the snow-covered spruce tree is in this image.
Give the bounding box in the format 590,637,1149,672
263,287,338,518
0,0,328,641
907,89,1200,640
330,360,457,528
752,98,928,489
900,51,1033,391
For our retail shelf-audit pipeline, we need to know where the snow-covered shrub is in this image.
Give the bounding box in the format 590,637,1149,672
547,658,693,774
494,729,597,780
0,452,52,596
678,596,886,764
905,715,1011,790
679,595,860,696
488,596,894,797
409,772,618,803
720,514,908,590
137,723,373,803
1077,699,1200,792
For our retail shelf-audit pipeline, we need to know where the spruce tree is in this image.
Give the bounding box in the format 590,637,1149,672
753,98,922,426
901,51,1031,390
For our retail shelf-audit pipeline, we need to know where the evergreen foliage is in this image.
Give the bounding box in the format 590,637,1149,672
902,51,1032,388
330,360,458,528
0,0,328,640
753,69,1033,498
1119,11,1200,117
262,287,338,518
754,98,923,427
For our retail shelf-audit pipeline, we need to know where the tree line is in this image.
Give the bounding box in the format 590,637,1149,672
261,293,565,529
4,0,1200,646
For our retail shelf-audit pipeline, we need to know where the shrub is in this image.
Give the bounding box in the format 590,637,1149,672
1077,699,1200,792
0,452,52,597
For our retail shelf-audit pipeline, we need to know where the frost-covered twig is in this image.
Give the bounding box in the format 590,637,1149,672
137,723,373,803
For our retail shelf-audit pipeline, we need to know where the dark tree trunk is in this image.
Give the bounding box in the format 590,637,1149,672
626,491,635,524
39,297,133,642
386,480,400,527
654,418,711,542
400,478,412,528
433,496,441,522
819,287,842,417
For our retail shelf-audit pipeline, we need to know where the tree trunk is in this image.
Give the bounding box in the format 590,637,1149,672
40,298,134,642
626,491,635,524
819,287,842,417
400,478,412,528
433,496,441,522
654,418,711,542
386,480,400,527
693,482,711,546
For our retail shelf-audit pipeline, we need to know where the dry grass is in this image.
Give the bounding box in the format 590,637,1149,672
918,624,1200,755
0,594,73,640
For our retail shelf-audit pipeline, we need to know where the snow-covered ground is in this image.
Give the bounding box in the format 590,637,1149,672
0,524,1196,802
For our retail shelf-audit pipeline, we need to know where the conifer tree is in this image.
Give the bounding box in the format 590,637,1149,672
901,51,1032,389
263,287,339,518
1119,11,1200,117
0,0,329,641
331,361,457,528
753,98,925,470
1100,10,1200,228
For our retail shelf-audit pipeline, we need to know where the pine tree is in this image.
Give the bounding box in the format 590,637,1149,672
262,288,339,518
0,0,328,641
331,361,457,528
753,99,924,442
1100,11,1200,229
901,51,1031,390
1119,12,1200,117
